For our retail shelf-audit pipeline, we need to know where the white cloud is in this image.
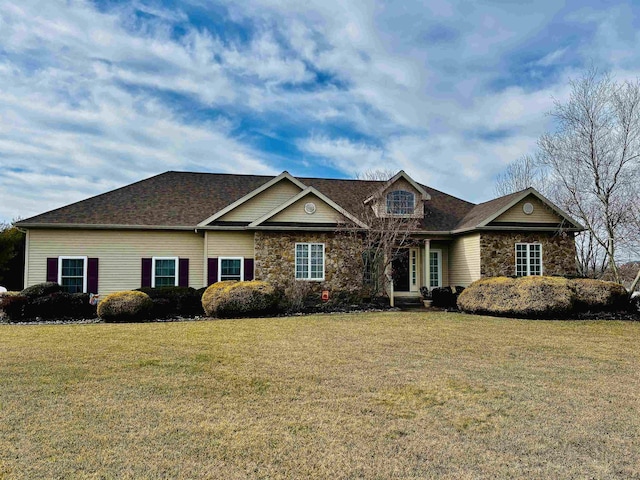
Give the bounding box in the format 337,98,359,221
2,0,640,223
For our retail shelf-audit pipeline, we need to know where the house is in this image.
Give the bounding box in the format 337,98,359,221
15,170,583,300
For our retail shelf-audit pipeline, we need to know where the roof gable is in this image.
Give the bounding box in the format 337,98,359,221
364,170,431,204
249,187,368,229
206,176,303,224
454,188,583,232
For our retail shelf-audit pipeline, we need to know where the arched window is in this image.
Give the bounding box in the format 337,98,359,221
386,190,415,215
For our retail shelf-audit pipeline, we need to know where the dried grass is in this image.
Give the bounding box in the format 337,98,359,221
1,313,640,478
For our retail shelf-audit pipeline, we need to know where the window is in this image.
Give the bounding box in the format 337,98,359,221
515,243,542,276
386,190,415,215
58,256,87,293
152,257,178,287
219,257,243,282
295,243,325,280
429,250,442,288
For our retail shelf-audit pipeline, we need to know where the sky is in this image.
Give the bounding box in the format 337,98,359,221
1,0,640,223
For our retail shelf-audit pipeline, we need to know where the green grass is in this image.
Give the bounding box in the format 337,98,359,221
1,312,640,479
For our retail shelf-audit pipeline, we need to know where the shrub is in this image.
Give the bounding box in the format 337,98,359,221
0,294,27,322
282,280,316,313
22,292,97,320
457,276,574,318
97,291,153,323
201,281,280,318
137,286,204,318
20,282,61,299
630,292,640,314
431,286,465,309
570,279,629,312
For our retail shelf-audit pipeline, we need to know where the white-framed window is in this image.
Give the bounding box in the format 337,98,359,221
152,257,179,287
515,243,542,276
295,243,325,280
219,257,244,282
429,250,442,288
58,256,87,293
386,190,415,215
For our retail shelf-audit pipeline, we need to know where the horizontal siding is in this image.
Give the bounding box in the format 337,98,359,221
206,231,255,257
270,194,342,223
494,195,562,223
448,234,480,286
27,229,204,294
220,179,301,222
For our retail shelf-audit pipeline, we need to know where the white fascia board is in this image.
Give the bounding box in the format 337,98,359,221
196,171,307,227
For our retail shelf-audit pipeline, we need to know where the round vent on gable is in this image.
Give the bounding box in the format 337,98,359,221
523,202,534,215
304,202,317,214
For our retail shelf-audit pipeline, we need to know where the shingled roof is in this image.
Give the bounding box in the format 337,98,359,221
16,170,529,233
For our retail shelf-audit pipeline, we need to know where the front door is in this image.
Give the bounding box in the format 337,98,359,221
392,249,410,292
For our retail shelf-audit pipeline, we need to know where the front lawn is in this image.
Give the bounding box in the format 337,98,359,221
1,312,639,479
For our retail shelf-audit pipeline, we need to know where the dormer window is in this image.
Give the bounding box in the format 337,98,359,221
386,190,415,215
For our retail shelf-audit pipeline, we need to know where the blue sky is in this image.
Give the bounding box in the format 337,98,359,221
1,0,639,223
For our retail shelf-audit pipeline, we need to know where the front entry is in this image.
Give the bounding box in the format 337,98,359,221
392,249,410,292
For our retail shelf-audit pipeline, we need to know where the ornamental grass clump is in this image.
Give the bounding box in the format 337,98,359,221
201,280,279,318
97,291,153,323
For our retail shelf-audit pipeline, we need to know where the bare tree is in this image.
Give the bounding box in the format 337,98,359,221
339,170,420,300
494,154,548,197
537,69,640,284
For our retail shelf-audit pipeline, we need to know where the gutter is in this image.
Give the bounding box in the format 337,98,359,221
16,223,197,231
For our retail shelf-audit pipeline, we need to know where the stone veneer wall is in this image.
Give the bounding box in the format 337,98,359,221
480,231,577,277
254,231,364,294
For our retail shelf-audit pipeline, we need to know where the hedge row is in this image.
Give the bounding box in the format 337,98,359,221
0,283,98,322
458,276,630,318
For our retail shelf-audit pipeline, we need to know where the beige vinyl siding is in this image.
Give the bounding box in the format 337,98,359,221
27,229,204,294
206,231,255,257
494,195,562,224
448,234,480,286
270,194,343,223
220,179,301,222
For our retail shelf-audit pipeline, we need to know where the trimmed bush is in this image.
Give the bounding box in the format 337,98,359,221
22,292,97,320
202,281,280,318
137,286,204,318
0,294,28,322
97,291,153,323
431,286,465,309
570,279,629,312
457,276,574,318
20,282,61,299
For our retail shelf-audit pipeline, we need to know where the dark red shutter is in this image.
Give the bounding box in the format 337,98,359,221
46,258,58,283
207,258,218,285
141,258,152,287
179,258,189,287
244,258,254,281
87,258,99,293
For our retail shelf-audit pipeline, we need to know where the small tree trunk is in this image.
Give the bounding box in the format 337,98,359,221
607,237,621,283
